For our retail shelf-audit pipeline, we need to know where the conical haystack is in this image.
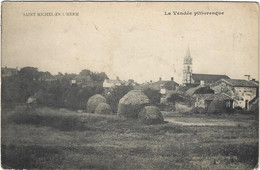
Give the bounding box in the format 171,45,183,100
207,100,226,114
95,103,112,115
117,90,149,118
87,94,106,113
138,106,164,125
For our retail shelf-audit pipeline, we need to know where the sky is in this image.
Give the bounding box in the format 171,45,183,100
2,2,259,84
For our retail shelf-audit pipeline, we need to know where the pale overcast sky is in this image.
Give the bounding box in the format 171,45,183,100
2,2,259,83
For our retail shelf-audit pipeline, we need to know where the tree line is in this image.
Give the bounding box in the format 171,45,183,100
2,67,107,110
2,66,164,112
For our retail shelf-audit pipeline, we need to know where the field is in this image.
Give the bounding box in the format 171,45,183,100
1,105,259,169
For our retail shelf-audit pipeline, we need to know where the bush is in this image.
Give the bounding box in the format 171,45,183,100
190,107,206,114
142,88,161,105
9,108,86,131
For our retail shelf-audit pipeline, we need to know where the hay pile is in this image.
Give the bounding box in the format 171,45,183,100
86,94,106,113
117,90,150,118
207,100,227,114
138,106,164,125
190,107,206,114
95,103,112,115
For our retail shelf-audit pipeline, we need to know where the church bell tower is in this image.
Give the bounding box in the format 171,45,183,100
182,48,192,85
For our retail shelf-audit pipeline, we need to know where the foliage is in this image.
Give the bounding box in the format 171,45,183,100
79,69,108,82
142,88,161,105
167,93,185,103
167,92,194,107
2,67,105,110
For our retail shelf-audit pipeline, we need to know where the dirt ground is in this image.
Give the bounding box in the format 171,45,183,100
1,106,259,169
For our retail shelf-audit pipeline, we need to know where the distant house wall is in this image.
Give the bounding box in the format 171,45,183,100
195,98,206,108
103,80,113,88
233,87,257,109
192,79,217,86
103,79,122,88
194,96,233,113
211,82,234,97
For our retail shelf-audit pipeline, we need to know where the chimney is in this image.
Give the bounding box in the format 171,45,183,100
159,77,162,81
252,78,256,81
150,80,152,83
171,77,174,81
244,75,250,81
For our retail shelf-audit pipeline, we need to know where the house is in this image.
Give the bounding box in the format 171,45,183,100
190,73,230,86
149,77,179,92
2,67,19,77
186,85,214,96
71,75,95,87
194,93,233,112
133,77,179,104
211,79,259,110
148,77,179,104
103,78,127,88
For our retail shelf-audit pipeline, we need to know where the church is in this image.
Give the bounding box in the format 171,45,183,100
182,48,230,86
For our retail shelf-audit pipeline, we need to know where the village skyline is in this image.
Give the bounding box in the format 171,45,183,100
2,2,258,84
2,46,259,84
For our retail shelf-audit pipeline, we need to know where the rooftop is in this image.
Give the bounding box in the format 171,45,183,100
192,73,230,82
221,79,258,88
195,93,233,101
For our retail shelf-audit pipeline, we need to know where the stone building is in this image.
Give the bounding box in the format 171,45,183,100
194,93,233,111
211,79,258,110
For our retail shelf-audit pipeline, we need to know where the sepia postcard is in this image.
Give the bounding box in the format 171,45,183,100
1,2,259,169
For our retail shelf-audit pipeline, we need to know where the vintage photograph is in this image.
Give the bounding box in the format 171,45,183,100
1,2,259,169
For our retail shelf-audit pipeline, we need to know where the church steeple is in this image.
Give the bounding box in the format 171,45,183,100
184,47,192,65
186,47,191,58
183,47,193,85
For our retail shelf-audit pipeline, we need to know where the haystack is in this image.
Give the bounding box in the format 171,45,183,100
87,94,106,113
190,107,206,114
138,106,164,125
95,103,112,115
207,100,227,114
117,90,150,118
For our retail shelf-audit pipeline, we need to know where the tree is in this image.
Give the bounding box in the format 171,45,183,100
79,69,92,76
19,67,40,81
142,88,161,105
18,67,41,101
167,93,185,103
91,72,108,82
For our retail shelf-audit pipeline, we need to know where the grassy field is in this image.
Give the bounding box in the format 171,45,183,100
1,106,259,169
